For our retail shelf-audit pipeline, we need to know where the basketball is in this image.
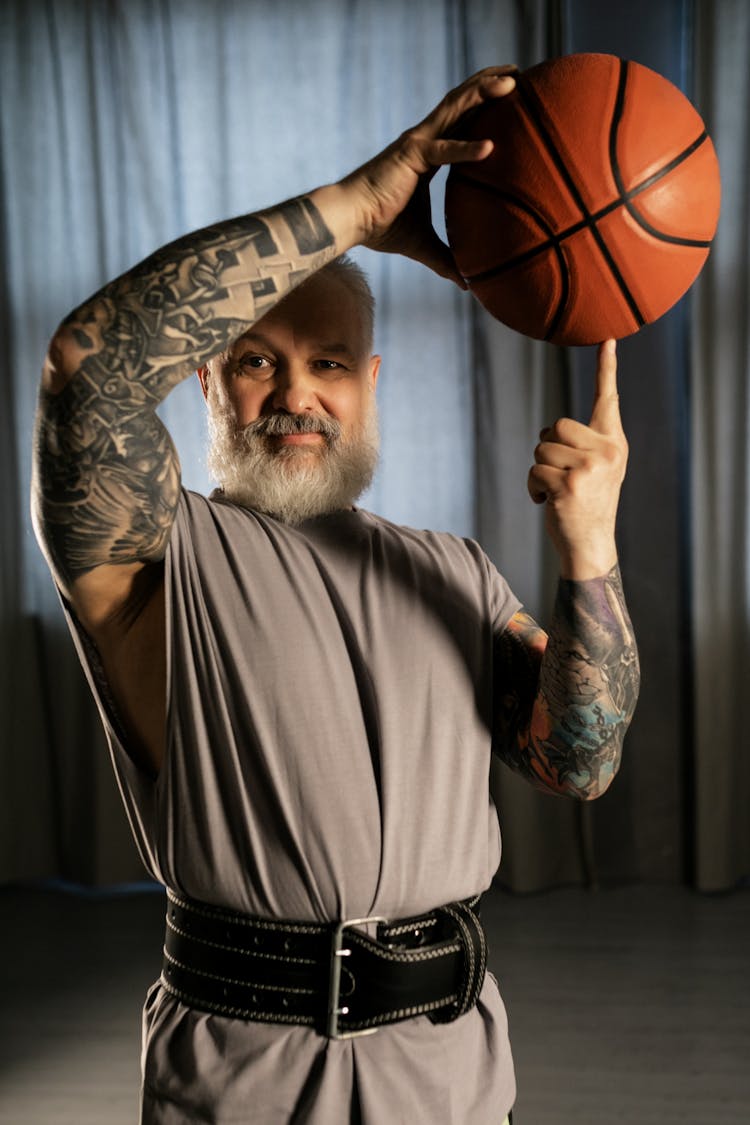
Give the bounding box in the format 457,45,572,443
444,53,721,346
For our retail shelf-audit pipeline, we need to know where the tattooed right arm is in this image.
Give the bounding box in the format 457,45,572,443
32,194,339,599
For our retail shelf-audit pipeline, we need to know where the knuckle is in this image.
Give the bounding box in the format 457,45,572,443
603,435,629,467
397,127,422,153
397,129,419,157
551,417,574,443
567,470,588,497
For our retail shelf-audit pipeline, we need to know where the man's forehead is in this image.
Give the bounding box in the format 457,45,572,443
230,280,370,357
232,328,359,362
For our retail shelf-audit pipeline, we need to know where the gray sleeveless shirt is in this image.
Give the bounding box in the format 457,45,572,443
66,489,520,1123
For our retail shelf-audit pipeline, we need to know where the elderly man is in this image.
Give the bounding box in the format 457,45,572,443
32,68,638,1125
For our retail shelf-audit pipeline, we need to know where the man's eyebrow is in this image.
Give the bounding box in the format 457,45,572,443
314,342,358,358
231,334,358,359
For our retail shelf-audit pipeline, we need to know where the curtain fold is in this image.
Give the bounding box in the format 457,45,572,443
690,0,750,891
477,0,699,889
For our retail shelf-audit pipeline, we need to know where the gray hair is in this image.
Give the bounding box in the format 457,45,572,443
309,253,375,352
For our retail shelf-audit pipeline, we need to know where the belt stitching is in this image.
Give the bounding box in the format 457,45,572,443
443,906,474,1015
166,889,329,936
383,916,439,938
167,888,469,941
346,929,462,963
166,917,318,965
168,912,462,966
163,948,320,995
336,993,459,1031
440,903,487,1017
160,975,456,1029
161,977,317,1025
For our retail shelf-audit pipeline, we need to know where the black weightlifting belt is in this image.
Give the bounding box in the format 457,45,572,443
161,888,488,1039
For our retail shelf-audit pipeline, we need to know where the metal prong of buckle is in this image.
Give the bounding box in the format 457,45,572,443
327,915,387,1039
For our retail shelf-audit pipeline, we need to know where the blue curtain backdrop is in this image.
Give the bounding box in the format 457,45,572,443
1,0,747,891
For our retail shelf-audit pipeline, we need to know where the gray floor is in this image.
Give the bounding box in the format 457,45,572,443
0,884,748,1124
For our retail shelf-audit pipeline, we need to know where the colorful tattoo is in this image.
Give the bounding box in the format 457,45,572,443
33,200,335,585
495,565,639,799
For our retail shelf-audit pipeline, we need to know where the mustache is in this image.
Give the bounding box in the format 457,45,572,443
240,412,342,442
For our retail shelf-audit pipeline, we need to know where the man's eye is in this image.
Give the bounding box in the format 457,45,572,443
236,355,272,377
314,360,344,372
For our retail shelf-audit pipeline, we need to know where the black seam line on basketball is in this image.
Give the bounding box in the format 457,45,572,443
458,170,712,287
624,206,711,246
510,75,600,337
449,175,570,336
457,114,713,289
613,138,713,244
514,75,593,222
460,192,712,285
514,67,643,329
609,61,712,247
456,122,712,246
585,59,644,326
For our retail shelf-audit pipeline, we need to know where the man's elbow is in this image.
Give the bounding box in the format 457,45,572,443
564,752,622,801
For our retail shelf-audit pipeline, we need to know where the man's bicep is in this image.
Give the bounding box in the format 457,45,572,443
32,363,181,606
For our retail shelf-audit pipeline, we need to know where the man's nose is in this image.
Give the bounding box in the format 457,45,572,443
270,364,318,414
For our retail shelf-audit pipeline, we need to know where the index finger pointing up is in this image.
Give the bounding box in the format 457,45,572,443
589,339,622,434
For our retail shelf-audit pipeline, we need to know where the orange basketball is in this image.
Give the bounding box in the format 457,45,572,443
444,53,721,346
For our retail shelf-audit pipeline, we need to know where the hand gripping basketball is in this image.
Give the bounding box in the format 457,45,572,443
528,339,628,579
340,67,517,285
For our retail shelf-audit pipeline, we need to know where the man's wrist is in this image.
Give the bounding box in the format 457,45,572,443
307,182,366,256
557,543,619,581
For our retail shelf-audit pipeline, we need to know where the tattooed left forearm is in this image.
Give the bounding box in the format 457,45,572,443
495,565,640,799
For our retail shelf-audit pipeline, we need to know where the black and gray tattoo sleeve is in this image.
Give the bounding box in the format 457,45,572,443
32,197,336,588
494,565,640,799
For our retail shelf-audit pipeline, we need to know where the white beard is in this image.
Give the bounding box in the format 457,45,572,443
206,400,380,524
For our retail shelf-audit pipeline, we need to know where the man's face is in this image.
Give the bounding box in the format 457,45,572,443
199,270,381,523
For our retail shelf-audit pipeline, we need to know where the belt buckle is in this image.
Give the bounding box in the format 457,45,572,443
327,915,387,1039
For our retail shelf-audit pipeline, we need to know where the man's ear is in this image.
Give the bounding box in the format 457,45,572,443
197,364,210,401
369,355,381,391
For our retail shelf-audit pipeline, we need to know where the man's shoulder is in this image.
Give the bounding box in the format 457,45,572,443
361,509,502,586
363,509,519,623
363,508,488,558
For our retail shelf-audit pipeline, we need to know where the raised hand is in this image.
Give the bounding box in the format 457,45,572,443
339,66,518,285
528,339,628,579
